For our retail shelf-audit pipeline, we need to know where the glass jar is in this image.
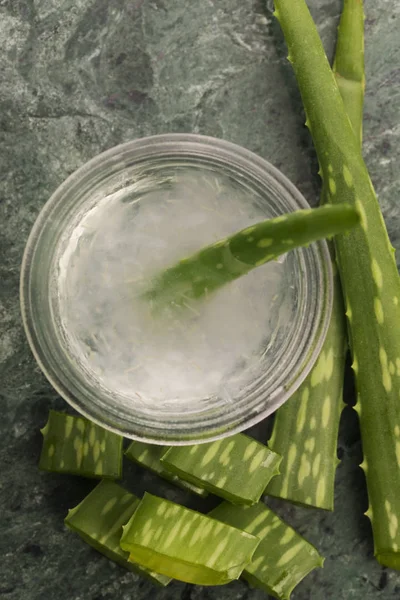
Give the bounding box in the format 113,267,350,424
20,134,332,444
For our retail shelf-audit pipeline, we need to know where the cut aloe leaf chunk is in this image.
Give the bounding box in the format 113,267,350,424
65,480,170,586
160,434,281,505
120,493,260,585
125,441,208,497
209,501,324,600
39,410,123,479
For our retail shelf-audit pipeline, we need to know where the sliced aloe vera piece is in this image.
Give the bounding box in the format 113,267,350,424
65,480,170,586
39,410,123,479
120,492,260,585
210,501,324,600
125,441,208,497
161,434,281,505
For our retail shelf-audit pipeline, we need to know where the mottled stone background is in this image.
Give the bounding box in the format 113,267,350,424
1,1,399,599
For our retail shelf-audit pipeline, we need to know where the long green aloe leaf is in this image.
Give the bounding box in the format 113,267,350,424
161,434,281,505
273,0,400,568
65,480,171,586
267,0,365,511
209,501,324,600
39,410,123,479
125,441,208,497
143,204,359,308
120,493,260,585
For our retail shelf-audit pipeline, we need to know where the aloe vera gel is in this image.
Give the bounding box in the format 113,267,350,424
55,165,295,407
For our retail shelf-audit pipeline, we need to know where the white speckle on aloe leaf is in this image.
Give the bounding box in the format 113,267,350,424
189,445,198,455
346,303,352,320
76,420,85,434
280,528,295,545
276,542,304,567
374,298,384,324
312,453,321,478
157,502,167,517
394,296,399,306
311,352,325,387
371,259,383,289
83,442,89,457
142,530,154,547
343,165,353,187
207,539,229,567
328,164,333,174
249,449,266,474
164,523,182,548
219,440,235,466
201,521,213,540
252,555,264,569
101,497,118,516
296,388,309,433
200,442,222,467
352,357,358,374
287,443,298,472
138,449,149,461
389,361,395,375
243,440,258,461
60,460,65,468
328,178,336,195
390,515,399,540
297,455,311,486
242,226,256,236
310,416,317,430
246,511,269,534
395,425,400,437
247,236,254,243
322,396,331,428
94,459,103,475
383,371,392,393
305,437,316,453
396,441,400,467
216,263,223,270
48,444,55,458
257,238,273,248
355,198,368,230
325,348,334,379
93,440,101,463
65,418,74,439
179,522,191,539
282,239,294,244
258,524,272,538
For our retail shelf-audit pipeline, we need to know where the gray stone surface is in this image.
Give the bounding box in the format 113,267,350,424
0,1,399,599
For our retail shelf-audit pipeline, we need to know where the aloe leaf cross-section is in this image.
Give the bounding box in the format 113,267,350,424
120,493,260,585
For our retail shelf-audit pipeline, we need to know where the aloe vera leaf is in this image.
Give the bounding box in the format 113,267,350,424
333,0,365,146
120,493,260,585
143,204,359,308
273,0,400,568
209,501,324,600
161,434,281,505
125,441,208,497
65,480,171,586
267,0,365,511
39,410,123,479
